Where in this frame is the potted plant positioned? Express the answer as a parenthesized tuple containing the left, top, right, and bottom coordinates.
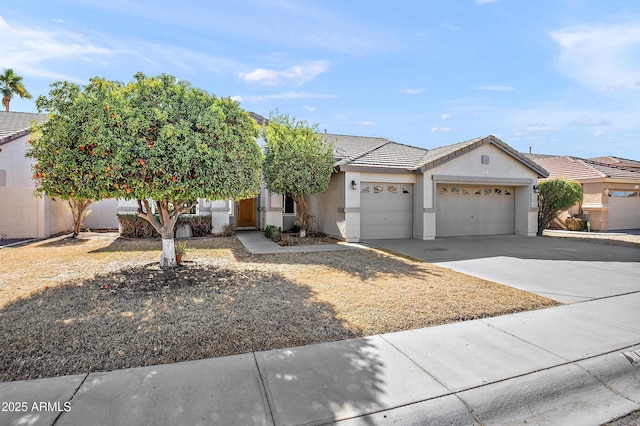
(174, 242, 187, 265)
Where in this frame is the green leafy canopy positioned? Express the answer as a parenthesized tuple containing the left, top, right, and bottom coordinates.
(537, 177, 583, 235)
(262, 113, 334, 198)
(28, 73, 263, 205)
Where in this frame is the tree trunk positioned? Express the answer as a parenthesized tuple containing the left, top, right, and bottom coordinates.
(293, 195, 307, 238)
(2, 96, 9, 112)
(68, 198, 92, 237)
(136, 199, 197, 268)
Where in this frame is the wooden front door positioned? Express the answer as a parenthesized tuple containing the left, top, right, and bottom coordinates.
(237, 198, 256, 227)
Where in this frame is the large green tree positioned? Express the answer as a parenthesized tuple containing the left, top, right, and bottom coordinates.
(29, 73, 263, 267)
(1, 68, 32, 111)
(262, 113, 334, 237)
(537, 177, 583, 236)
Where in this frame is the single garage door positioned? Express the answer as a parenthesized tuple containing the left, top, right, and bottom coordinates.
(608, 190, 640, 230)
(436, 184, 515, 237)
(360, 182, 413, 239)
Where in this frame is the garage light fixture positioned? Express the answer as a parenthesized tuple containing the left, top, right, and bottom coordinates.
(351, 180, 357, 190)
(533, 185, 539, 193)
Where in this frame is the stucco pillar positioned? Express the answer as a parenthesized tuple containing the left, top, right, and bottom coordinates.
(210, 200, 231, 235)
(342, 171, 361, 242)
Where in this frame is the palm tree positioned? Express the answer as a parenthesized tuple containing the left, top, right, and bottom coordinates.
(1, 68, 32, 111)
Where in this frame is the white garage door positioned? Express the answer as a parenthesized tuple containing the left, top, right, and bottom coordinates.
(608, 191, 640, 230)
(360, 182, 413, 239)
(436, 184, 515, 237)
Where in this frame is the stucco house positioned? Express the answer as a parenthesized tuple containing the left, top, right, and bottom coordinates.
(121, 134, 545, 242)
(0, 111, 118, 238)
(526, 154, 640, 231)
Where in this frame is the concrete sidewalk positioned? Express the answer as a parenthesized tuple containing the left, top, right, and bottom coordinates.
(2, 291, 639, 425)
(236, 230, 361, 254)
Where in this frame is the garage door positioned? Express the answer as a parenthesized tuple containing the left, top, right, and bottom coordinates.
(436, 184, 515, 237)
(360, 182, 413, 239)
(608, 191, 640, 230)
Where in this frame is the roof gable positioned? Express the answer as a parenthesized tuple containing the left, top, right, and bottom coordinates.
(419, 135, 549, 177)
(0, 111, 48, 146)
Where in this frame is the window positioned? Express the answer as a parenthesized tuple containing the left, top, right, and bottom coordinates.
(494, 188, 502, 195)
(462, 188, 471, 195)
(374, 185, 384, 193)
(439, 187, 448, 195)
(504, 189, 512, 196)
(484, 188, 493, 195)
(611, 191, 626, 197)
(451, 187, 460, 195)
(388, 185, 397, 194)
(361, 185, 370, 193)
(401, 187, 410, 194)
(284, 195, 295, 214)
(474, 188, 482, 195)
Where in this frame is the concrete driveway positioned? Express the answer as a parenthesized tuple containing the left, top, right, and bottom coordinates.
(364, 235, 640, 303)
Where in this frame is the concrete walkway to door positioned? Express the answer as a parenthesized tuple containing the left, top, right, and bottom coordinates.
(363, 234, 640, 304)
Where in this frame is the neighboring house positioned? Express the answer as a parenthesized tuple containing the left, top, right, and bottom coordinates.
(120, 134, 545, 242)
(526, 154, 640, 231)
(0, 111, 119, 238)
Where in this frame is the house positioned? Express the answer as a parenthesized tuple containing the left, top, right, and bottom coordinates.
(0, 111, 119, 238)
(526, 154, 640, 231)
(137, 134, 545, 242)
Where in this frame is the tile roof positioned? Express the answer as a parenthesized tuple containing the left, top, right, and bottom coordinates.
(589, 156, 640, 170)
(525, 155, 640, 180)
(0, 111, 48, 145)
(326, 133, 548, 176)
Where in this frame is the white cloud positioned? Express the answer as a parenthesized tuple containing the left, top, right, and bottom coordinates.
(430, 126, 452, 133)
(402, 88, 426, 95)
(475, 0, 499, 4)
(594, 130, 604, 136)
(239, 61, 329, 86)
(441, 113, 451, 120)
(525, 125, 552, 133)
(359, 121, 375, 126)
(243, 91, 337, 102)
(475, 85, 515, 91)
(551, 21, 640, 92)
(0, 16, 112, 81)
(302, 106, 316, 112)
(570, 116, 612, 126)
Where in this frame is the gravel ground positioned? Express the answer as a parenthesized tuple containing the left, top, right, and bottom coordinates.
(543, 229, 640, 248)
(0, 232, 558, 382)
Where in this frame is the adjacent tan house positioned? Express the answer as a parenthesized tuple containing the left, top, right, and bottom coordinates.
(0, 111, 118, 239)
(526, 154, 640, 231)
(128, 134, 545, 242)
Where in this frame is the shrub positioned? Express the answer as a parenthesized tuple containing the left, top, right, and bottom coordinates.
(119, 214, 213, 238)
(186, 215, 212, 237)
(117, 214, 160, 238)
(264, 225, 282, 242)
(221, 223, 236, 237)
(566, 217, 587, 231)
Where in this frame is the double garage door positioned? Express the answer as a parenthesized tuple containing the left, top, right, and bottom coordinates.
(360, 182, 517, 239)
(360, 182, 413, 239)
(436, 184, 515, 237)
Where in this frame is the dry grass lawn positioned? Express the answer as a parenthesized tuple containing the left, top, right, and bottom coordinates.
(0, 232, 558, 382)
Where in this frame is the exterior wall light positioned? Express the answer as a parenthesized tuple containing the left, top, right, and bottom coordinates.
(351, 180, 357, 190)
(533, 185, 539, 193)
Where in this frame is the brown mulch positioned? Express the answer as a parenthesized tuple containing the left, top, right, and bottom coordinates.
(0, 232, 559, 382)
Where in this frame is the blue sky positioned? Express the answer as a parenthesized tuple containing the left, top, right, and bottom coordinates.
(2, 0, 640, 159)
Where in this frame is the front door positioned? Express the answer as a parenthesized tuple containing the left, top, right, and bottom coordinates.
(237, 198, 256, 227)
